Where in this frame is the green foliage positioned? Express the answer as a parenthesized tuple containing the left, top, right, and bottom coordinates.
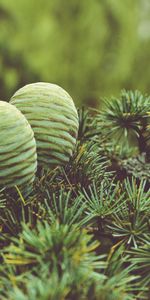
(1, 90, 150, 298)
(82, 180, 124, 226)
(107, 179, 150, 248)
(1, 221, 106, 300)
(47, 141, 112, 194)
(99, 90, 150, 145)
(97, 246, 139, 300)
(43, 190, 86, 227)
(129, 238, 150, 288)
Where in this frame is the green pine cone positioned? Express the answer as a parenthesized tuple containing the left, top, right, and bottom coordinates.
(10, 82, 79, 169)
(0, 101, 37, 189)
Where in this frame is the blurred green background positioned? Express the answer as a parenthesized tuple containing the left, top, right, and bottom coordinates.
(0, 0, 150, 107)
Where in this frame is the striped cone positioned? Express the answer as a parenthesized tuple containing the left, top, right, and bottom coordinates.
(0, 101, 37, 191)
(10, 83, 79, 170)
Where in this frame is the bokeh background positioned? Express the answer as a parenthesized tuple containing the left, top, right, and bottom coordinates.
(0, 0, 150, 107)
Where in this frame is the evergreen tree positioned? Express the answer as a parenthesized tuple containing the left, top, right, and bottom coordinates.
(0, 89, 150, 299)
